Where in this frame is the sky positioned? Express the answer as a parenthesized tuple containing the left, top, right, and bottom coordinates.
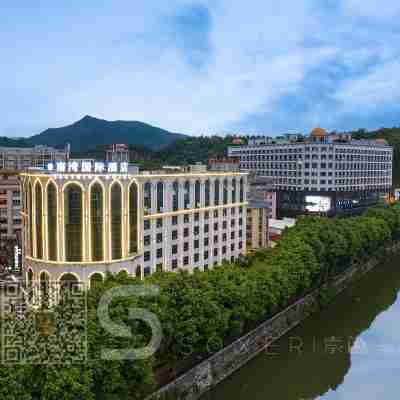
(2, 0, 400, 137)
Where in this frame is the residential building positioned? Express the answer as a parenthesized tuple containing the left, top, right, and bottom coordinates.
(246, 208, 269, 250)
(0, 145, 69, 170)
(0, 170, 21, 241)
(21, 161, 248, 290)
(229, 128, 393, 216)
(106, 144, 129, 162)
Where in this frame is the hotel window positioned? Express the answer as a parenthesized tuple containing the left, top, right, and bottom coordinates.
(156, 248, 162, 258)
(172, 244, 178, 254)
(183, 256, 189, 265)
(156, 182, 164, 212)
(223, 179, 228, 204)
(91, 183, 103, 261)
(239, 178, 244, 202)
(184, 180, 191, 209)
(144, 251, 151, 261)
(214, 179, 220, 205)
(172, 259, 178, 269)
(144, 220, 151, 230)
(172, 181, 179, 211)
(129, 182, 138, 253)
(144, 182, 152, 213)
(156, 233, 163, 243)
(172, 215, 178, 225)
(172, 230, 178, 240)
(156, 218, 163, 228)
(111, 183, 122, 260)
(195, 180, 201, 208)
(144, 235, 151, 246)
(47, 182, 58, 261)
(65, 184, 82, 262)
(205, 180, 210, 207)
(231, 178, 237, 203)
(184, 242, 189, 251)
(35, 182, 43, 259)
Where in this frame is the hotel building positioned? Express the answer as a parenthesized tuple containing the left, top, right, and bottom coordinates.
(229, 128, 393, 216)
(21, 161, 247, 289)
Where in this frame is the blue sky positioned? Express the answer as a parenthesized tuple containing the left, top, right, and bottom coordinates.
(2, 0, 400, 137)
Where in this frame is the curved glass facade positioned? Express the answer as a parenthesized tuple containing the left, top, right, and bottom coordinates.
(65, 184, 83, 262)
(91, 183, 103, 261)
(111, 183, 122, 260)
(35, 182, 43, 259)
(129, 182, 138, 254)
(47, 182, 58, 261)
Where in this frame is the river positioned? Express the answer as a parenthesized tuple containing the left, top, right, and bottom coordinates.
(203, 256, 400, 400)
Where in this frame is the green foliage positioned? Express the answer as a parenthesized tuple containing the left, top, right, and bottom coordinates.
(1, 206, 400, 399)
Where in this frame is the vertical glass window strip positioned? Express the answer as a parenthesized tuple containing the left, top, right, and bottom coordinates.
(214, 179, 220, 205)
(172, 181, 179, 211)
(223, 179, 228, 204)
(35, 183, 43, 259)
(144, 182, 152, 214)
(129, 183, 138, 253)
(231, 178, 237, 203)
(157, 182, 164, 212)
(47, 182, 58, 261)
(91, 183, 103, 261)
(205, 180, 210, 207)
(111, 183, 122, 260)
(195, 180, 201, 208)
(65, 184, 82, 262)
(184, 181, 190, 209)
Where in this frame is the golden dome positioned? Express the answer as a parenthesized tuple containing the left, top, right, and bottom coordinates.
(311, 127, 327, 137)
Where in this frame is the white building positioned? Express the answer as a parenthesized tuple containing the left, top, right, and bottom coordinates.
(21, 161, 248, 290)
(229, 128, 393, 216)
(0, 145, 69, 170)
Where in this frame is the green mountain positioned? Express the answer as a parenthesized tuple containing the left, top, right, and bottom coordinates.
(0, 116, 187, 152)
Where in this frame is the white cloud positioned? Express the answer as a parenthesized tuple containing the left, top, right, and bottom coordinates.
(334, 59, 400, 108)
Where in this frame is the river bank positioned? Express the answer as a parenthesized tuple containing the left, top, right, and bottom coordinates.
(149, 241, 400, 400)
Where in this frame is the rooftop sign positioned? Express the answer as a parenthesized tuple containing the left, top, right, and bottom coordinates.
(47, 161, 129, 174)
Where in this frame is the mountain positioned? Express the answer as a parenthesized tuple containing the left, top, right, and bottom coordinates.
(28, 115, 187, 151)
(0, 116, 187, 152)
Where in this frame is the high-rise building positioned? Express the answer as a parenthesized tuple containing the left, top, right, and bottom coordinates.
(0, 170, 21, 241)
(229, 129, 393, 216)
(21, 161, 248, 290)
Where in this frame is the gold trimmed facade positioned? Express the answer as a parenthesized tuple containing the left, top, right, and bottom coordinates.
(21, 169, 248, 287)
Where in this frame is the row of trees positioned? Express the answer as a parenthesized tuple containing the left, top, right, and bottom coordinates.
(1, 205, 400, 399)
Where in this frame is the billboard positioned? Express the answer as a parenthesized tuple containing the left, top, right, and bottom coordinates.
(305, 195, 332, 213)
